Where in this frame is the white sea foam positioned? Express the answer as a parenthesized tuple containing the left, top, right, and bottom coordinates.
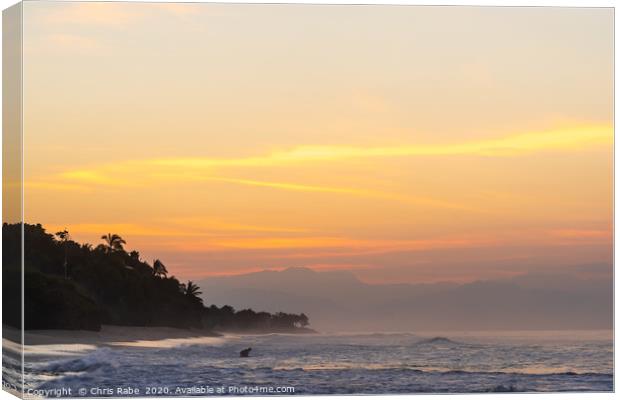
(45, 348, 118, 373)
(18, 330, 613, 396)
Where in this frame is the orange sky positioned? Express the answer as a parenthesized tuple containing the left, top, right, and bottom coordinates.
(20, 3, 612, 283)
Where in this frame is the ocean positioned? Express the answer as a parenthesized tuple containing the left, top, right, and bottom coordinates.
(3, 330, 613, 396)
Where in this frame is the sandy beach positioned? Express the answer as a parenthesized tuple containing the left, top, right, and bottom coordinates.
(3, 325, 219, 347)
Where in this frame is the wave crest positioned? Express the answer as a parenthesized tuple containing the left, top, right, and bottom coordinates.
(416, 336, 458, 345)
(45, 348, 117, 373)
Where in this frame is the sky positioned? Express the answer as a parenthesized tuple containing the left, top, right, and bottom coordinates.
(21, 3, 613, 284)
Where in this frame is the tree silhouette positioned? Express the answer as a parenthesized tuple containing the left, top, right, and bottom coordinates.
(183, 281, 204, 307)
(297, 313, 309, 328)
(5, 223, 312, 332)
(153, 259, 168, 278)
(55, 229, 70, 242)
(55, 228, 70, 279)
(185, 281, 202, 297)
(100, 233, 126, 253)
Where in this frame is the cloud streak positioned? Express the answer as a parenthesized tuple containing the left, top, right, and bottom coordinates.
(35, 2, 199, 27)
(28, 124, 611, 213)
(152, 124, 611, 168)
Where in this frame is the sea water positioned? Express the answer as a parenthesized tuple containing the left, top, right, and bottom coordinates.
(5, 330, 613, 396)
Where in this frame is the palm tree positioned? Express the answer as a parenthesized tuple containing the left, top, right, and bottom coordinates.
(100, 233, 126, 253)
(185, 281, 202, 297)
(153, 259, 168, 278)
(184, 281, 204, 306)
(55, 228, 70, 279)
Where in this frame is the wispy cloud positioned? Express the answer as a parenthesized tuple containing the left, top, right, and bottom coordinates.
(168, 236, 496, 253)
(46, 219, 310, 240)
(548, 228, 612, 241)
(50, 124, 611, 183)
(152, 124, 612, 167)
(181, 176, 475, 211)
(37, 3, 144, 26)
(25, 124, 610, 214)
(44, 124, 609, 185)
(35, 2, 199, 27)
(31, 172, 473, 212)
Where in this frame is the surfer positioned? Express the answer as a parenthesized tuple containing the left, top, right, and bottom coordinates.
(240, 347, 252, 357)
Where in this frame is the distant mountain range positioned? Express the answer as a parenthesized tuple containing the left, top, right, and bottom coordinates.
(198, 267, 612, 331)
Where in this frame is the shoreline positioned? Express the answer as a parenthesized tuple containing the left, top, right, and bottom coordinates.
(4, 325, 218, 347)
(4, 325, 607, 349)
(219, 327, 317, 335)
(3, 324, 317, 348)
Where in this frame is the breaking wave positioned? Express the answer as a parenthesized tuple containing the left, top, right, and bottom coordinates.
(45, 348, 118, 373)
(16, 330, 613, 395)
(415, 336, 459, 345)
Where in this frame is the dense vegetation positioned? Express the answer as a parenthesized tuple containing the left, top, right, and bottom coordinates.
(2, 223, 311, 332)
